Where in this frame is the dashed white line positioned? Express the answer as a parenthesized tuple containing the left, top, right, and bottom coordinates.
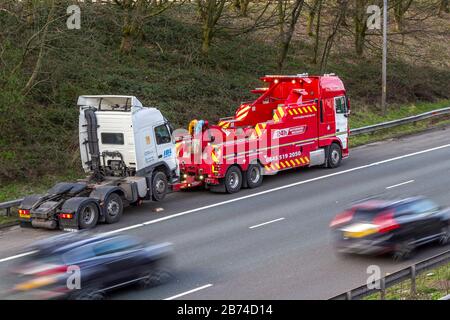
(164, 284, 213, 300)
(1, 143, 449, 264)
(0, 250, 36, 263)
(249, 218, 285, 229)
(386, 180, 415, 189)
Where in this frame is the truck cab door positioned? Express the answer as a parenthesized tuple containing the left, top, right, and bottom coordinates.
(334, 96, 349, 150)
(154, 122, 177, 173)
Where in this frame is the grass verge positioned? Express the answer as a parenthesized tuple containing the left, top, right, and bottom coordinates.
(364, 262, 450, 300)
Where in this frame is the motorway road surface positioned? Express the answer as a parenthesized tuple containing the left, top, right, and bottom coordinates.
(0, 127, 449, 299)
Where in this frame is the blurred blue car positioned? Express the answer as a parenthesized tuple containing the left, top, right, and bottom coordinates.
(8, 232, 173, 299)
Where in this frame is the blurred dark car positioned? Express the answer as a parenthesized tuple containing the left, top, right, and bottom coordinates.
(330, 197, 450, 260)
(8, 232, 173, 299)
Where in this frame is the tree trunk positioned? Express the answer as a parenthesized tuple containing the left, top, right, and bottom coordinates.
(201, 26, 212, 55)
(23, 0, 55, 94)
(393, 0, 413, 32)
(353, 0, 367, 57)
(312, 0, 322, 64)
(197, 0, 226, 57)
(306, 0, 320, 36)
(320, 0, 348, 72)
(277, 0, 305, 72)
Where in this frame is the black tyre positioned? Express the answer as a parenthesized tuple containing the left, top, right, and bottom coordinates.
(439, 224, 450, 245)
(104, 193, 123, 224)
(78, 201, 99, 229)
(392, 240, 415, 261)
(70, 287, 105, 300)
(138, 267, 172, 289)
(246, 164, 263, 189)
(152, 171, 168, 201)
(327, 143, 342, 168)
(224, 166, 242, 194)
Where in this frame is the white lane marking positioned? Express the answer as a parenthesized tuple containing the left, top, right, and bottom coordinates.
(249, 218, 285, 229)
(164, 284, 213, 300)
(1, 143, 449, 263)
(386, 180, 415, 189)
(0, 250, 37, 263)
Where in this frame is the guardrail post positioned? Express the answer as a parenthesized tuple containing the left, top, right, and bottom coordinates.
(380, 278, 386, 300)
(410, 265, 416, 297)
(346, 291, 352, 300)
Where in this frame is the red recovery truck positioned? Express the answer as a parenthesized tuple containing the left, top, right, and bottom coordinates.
(174, 73, 350, 193)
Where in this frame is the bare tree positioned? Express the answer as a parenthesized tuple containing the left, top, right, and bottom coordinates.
(353, 0, 369, 56)
(393, 0, 414, 32)
(196, 0, 227, 55)
(276, 0, 305, 72)
(306, 0, 321, 36)
(312, 0, 322, 64)
(22, 0, 56, 94)
(320, 0, 349, 72)
(233, 0, 250, 16)
(114, 0, 173, 54)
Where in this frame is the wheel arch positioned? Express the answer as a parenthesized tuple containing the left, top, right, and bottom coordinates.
(60, 197, 101, 229)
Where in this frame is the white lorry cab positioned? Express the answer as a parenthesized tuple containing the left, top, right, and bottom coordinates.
(19, 95, 179, 231)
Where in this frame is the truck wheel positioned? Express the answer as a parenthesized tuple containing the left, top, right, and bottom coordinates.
(104, 193, 123, 224)
(246, 164, 263, 188)
(78, 202, 99, 229)
(225, 166, 242, 194)
(327, 143, 342, 168)
(152, 171, 168, 202)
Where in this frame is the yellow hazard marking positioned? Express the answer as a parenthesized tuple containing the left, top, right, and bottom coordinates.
(292, 108, 298, 115)
(236, 112, 248, 121)
(211, 152, 219, 163)
(278, 106, 285, 118)
(302, 107, 308, 113)
(312, 105, 317, 112)
(307, 106, 313, 112)
(298, 108, 303, 114)
(300, 158, 306, 164)
(295, 158, 301, 165)
(265, 165, 271, 171)
(280, 162, 286, 168)
(288, 110, 293, 116)
(290, 160, 296, 166)
(305, 157, 310, 163)
(236, 106, 250, 116)
(255, 126, 262, 136)
(284, 161, 291, 167)
(273, 113, 280, 122)
(275, 163, 281, 169)
(271, 164, 276, 170)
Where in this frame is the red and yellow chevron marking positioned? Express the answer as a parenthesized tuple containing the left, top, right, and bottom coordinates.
(286, 105, 317, 117)
(264, 156, 310, 173)
(218, 121, 231, 129)
(255, 122, 267, 137)
(235, 105, 251, 121)
(273, 105, 286, 123)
